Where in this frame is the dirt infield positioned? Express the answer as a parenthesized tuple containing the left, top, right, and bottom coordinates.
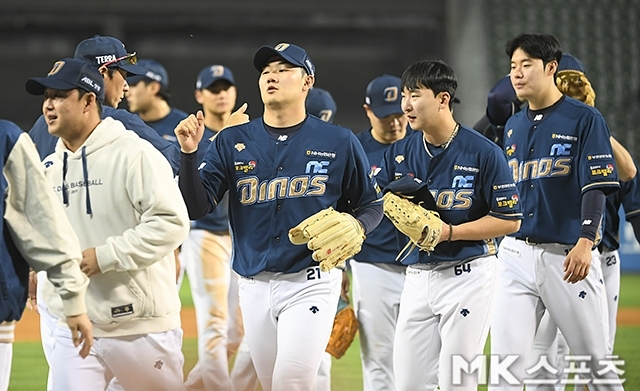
(13, 307, 640, 342)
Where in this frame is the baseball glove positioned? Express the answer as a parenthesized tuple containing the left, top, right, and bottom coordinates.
(288, 207, 365, 272)
(556, 70, 596, 107)
(326, 297, 358, 359)
(383, 192, 443, 256)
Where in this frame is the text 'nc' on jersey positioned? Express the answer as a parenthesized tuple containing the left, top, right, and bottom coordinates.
(375, 126, 523, 265)
(198, 115, 381, 277)
(504, 97, 619, 245)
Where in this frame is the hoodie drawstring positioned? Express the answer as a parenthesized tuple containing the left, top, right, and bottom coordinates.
(81, 146, 92, 216)
(62, 152, 69, 207)
(61, 148, 93, 216)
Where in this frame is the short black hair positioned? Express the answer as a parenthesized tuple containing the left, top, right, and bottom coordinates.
(505, 33, 563, 67)
(401, 60, 458, 109)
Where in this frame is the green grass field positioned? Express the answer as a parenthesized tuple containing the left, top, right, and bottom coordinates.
(9, 274, 640, 390)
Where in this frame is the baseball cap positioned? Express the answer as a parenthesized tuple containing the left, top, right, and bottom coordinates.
(196, 65, 235, 90)
(306, 87, 337, 123)
(486, 75, 519, 127)
(74, 35, 146, 76)
(253, 43, 315, 77)
(365, 75, 403, 118)
(127, 59, 170, 89)
(558, 52, 586, 73)
(26, 58, 105, 102)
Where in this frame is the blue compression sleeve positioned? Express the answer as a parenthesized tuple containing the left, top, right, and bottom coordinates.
(355, 203, 383, 235)
(580, 189, 605, 242)
(178, 151, 213, 220)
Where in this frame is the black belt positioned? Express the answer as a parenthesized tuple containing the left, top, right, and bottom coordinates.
(514, 237, 554, 245)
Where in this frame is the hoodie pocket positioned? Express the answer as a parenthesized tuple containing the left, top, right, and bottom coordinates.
(87, 271, 148, 326)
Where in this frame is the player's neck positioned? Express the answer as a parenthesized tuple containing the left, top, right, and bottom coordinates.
(527, 85, 564, 111)
(371, 127, 406, 145)
(263, 104, 307, 127)
(62, 117, 101, 153)
(422, 117, 459, 147)
(139, 100, 171, 123)
(204, 110, 231, 132)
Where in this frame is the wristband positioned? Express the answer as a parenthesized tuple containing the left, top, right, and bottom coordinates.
(447, 223, 453, 242)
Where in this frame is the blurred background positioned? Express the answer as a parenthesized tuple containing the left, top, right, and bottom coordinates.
(1, 0, 640, 267)
(2, 0, 638, 138)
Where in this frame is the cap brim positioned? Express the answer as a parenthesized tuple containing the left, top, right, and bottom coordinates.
(126, 75, 146, 85)
(25, 77, 77, 96)
(253, 46, 303, 72)
(118, 63, 148, 76)
(370, 104, 403, 118)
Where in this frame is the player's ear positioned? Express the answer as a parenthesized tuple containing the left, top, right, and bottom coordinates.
(546, 59, 558, 76)
(150, 81, 162, 94)
(303, 74, 314, 91)
(194, 89, 204, 104)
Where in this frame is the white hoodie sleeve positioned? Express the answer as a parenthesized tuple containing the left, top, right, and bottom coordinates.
(95, 145, 190, 272)
(3, 133, 88, 317)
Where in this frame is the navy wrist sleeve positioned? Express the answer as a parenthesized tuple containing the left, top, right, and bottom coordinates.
(580, 189, 605, 242)
(178, 151, 213, 220)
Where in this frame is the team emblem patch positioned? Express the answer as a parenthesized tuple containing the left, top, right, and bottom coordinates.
(506, 144, 516, 156)
(395, 155, 405, 164)
(111, 304, 134, 318)
(235, 160, 257, 173)
(235, 143, 246, 152)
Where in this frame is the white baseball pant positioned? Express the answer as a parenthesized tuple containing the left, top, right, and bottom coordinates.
(490, 236, 621, 390)
(394, 255, 497, 391)
(351, 260, 405, 391)
(238, 266, 341, 391)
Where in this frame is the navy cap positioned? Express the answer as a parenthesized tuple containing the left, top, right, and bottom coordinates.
(558, 53, 586, 73)
(196, 65, 235, 90)
(306, 87, 337, 123)
(74, 35, 146, 76)
(253, 43, 315, 77)
(365, 74, 403, 118)
(127, 59, 170, 89)
(486, 75, 519, 127)
(26, 58, 105, 102)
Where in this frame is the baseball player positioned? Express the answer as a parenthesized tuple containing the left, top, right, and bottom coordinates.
(25, 35, 182, 391)
(229, 85, 341, 391)
(374, 60, 523, 391)
(0, 119, 92, 391)
(524, 52, 639, 390)
(489, 34, 624, 390)
(182, 64, 240, 391)
(28, 35, 180, 173)
(26, 58, 190, 391)
(175, 42, 382, 391)
(125, 59, 189, 142)
(352, 74, 409, 391)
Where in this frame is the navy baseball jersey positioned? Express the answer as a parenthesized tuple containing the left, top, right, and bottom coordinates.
(375, 126, 522, 265)
(0, 120, 29, 322)
(199, 115, 381, 277)
(28, 108, 180, 174)
(355, 129, 409, 264)
(192, 126, 229, 233)
(144, 108, 189, 144)
(504, 96, 620, 244)
(601, 167, 640, 250)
